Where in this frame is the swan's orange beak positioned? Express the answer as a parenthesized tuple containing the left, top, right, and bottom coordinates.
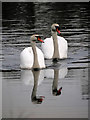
(56, 28, 61, 34)
(38, 37, 44, 43)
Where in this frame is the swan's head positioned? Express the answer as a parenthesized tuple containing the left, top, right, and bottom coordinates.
(31, 34, 44, 43)
(51, 23, 61, 34)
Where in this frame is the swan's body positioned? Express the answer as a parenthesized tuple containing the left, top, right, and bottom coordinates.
(20, 47, 45, 69)
(20, 35, 45, 69)
(41, 36, 67, 59)
(41, 24, 68, 60)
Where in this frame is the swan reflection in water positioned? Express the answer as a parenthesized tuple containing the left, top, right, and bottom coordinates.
(45, 63, 68, 96)
(52, 69, 62, 96)
(21, 69, 45, 104)
(21, 62, 68, 103)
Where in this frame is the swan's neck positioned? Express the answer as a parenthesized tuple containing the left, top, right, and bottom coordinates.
(52, 69, 59, 90)
(31, 42, 40, 69)
(52, 32, 60, 59)
(31, 71, 40, 100)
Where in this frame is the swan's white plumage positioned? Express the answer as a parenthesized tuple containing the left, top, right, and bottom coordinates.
(20, 47, 45, 69)
(41, 37, 54, 59)
(41, 36, 68, 59)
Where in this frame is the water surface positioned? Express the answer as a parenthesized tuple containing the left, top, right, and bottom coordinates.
(2, 2, 89, 118)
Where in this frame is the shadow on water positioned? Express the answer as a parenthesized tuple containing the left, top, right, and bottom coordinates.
(2, 2, 89, 118)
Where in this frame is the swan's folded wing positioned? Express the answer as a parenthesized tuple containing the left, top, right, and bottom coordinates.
(41, 38, 54, 59)
(20, 47, 33, 69)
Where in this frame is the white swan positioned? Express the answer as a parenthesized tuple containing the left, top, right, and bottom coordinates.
(41, 24, 68, 61)
(20, 34, 45, 70)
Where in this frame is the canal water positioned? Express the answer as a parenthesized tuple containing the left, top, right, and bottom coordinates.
(2, 2, 89, 118)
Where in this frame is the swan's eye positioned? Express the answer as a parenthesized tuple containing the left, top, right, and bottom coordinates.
(36, 36, 44, 43)
(35, 36, 41, 40)
(55, 26, 61, 34)
(38, 36, 41, 40)
(55, 26, 60, 30)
